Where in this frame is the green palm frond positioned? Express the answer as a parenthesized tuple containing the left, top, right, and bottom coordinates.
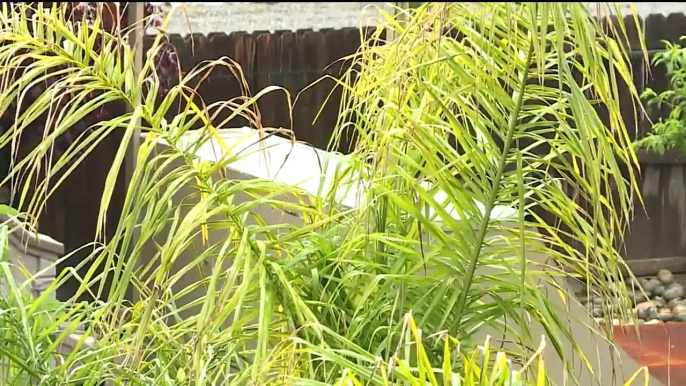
(0, 2, 647, 386)
(327, 1, 646, 383)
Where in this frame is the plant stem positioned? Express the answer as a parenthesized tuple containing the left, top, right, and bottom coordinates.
(449, 39, 535, 336)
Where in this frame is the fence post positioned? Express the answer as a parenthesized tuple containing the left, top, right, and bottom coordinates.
(125, 2, 143, 191)
(385, 2, 407, 42)
(386, 2, 422, 41)
(125, 2, 144, 302)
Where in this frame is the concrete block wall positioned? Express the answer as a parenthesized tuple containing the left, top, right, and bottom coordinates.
(1, 215, 63, 299)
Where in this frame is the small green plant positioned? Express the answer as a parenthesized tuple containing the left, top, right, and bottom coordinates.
(332, 314, 651, 386)
(636, 37, 686, 154)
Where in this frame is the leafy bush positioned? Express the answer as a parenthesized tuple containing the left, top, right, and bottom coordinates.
(636, 38, 686, 154)
(0, 236, 652, 386)
(0, 2, 648, 385)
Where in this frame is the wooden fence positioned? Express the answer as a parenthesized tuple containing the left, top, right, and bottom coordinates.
(155, 28, 377, 151)
(614, 13, 686, 276)
(22, 14, 686, 300)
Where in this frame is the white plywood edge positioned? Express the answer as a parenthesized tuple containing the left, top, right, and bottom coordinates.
(144, 128, 521, 223)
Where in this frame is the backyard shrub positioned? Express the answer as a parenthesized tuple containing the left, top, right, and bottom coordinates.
(636, 38, 686, 155)
(0, 2, 650, 385)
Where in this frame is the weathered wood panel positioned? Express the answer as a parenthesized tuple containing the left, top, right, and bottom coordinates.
(623, 13, 686, 276)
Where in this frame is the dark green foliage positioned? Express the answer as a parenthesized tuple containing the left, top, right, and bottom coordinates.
(636, 38, 686, 155)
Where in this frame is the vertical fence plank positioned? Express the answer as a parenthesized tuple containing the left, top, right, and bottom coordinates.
(209, 32, 250, 128)
(277, 31, 297, 132)
(320, 28, 347, 152)
(199, 32, 252, 128)
(622, 14, 645, 141)
(255, 31, 281, 129)
(310, 28, 333, 150)
(337, 27, 372, 154)
(230, 31, 253, 115)
(289, 29, 309, 141)
(644, 14, 671, 133)
(242, 32, 258, 97)
(291, 29, 313, 144)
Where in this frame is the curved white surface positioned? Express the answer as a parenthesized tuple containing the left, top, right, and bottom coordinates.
(150, 127, 520, 222)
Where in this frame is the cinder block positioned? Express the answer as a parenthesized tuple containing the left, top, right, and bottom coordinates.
(1, 215, 64, 299)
